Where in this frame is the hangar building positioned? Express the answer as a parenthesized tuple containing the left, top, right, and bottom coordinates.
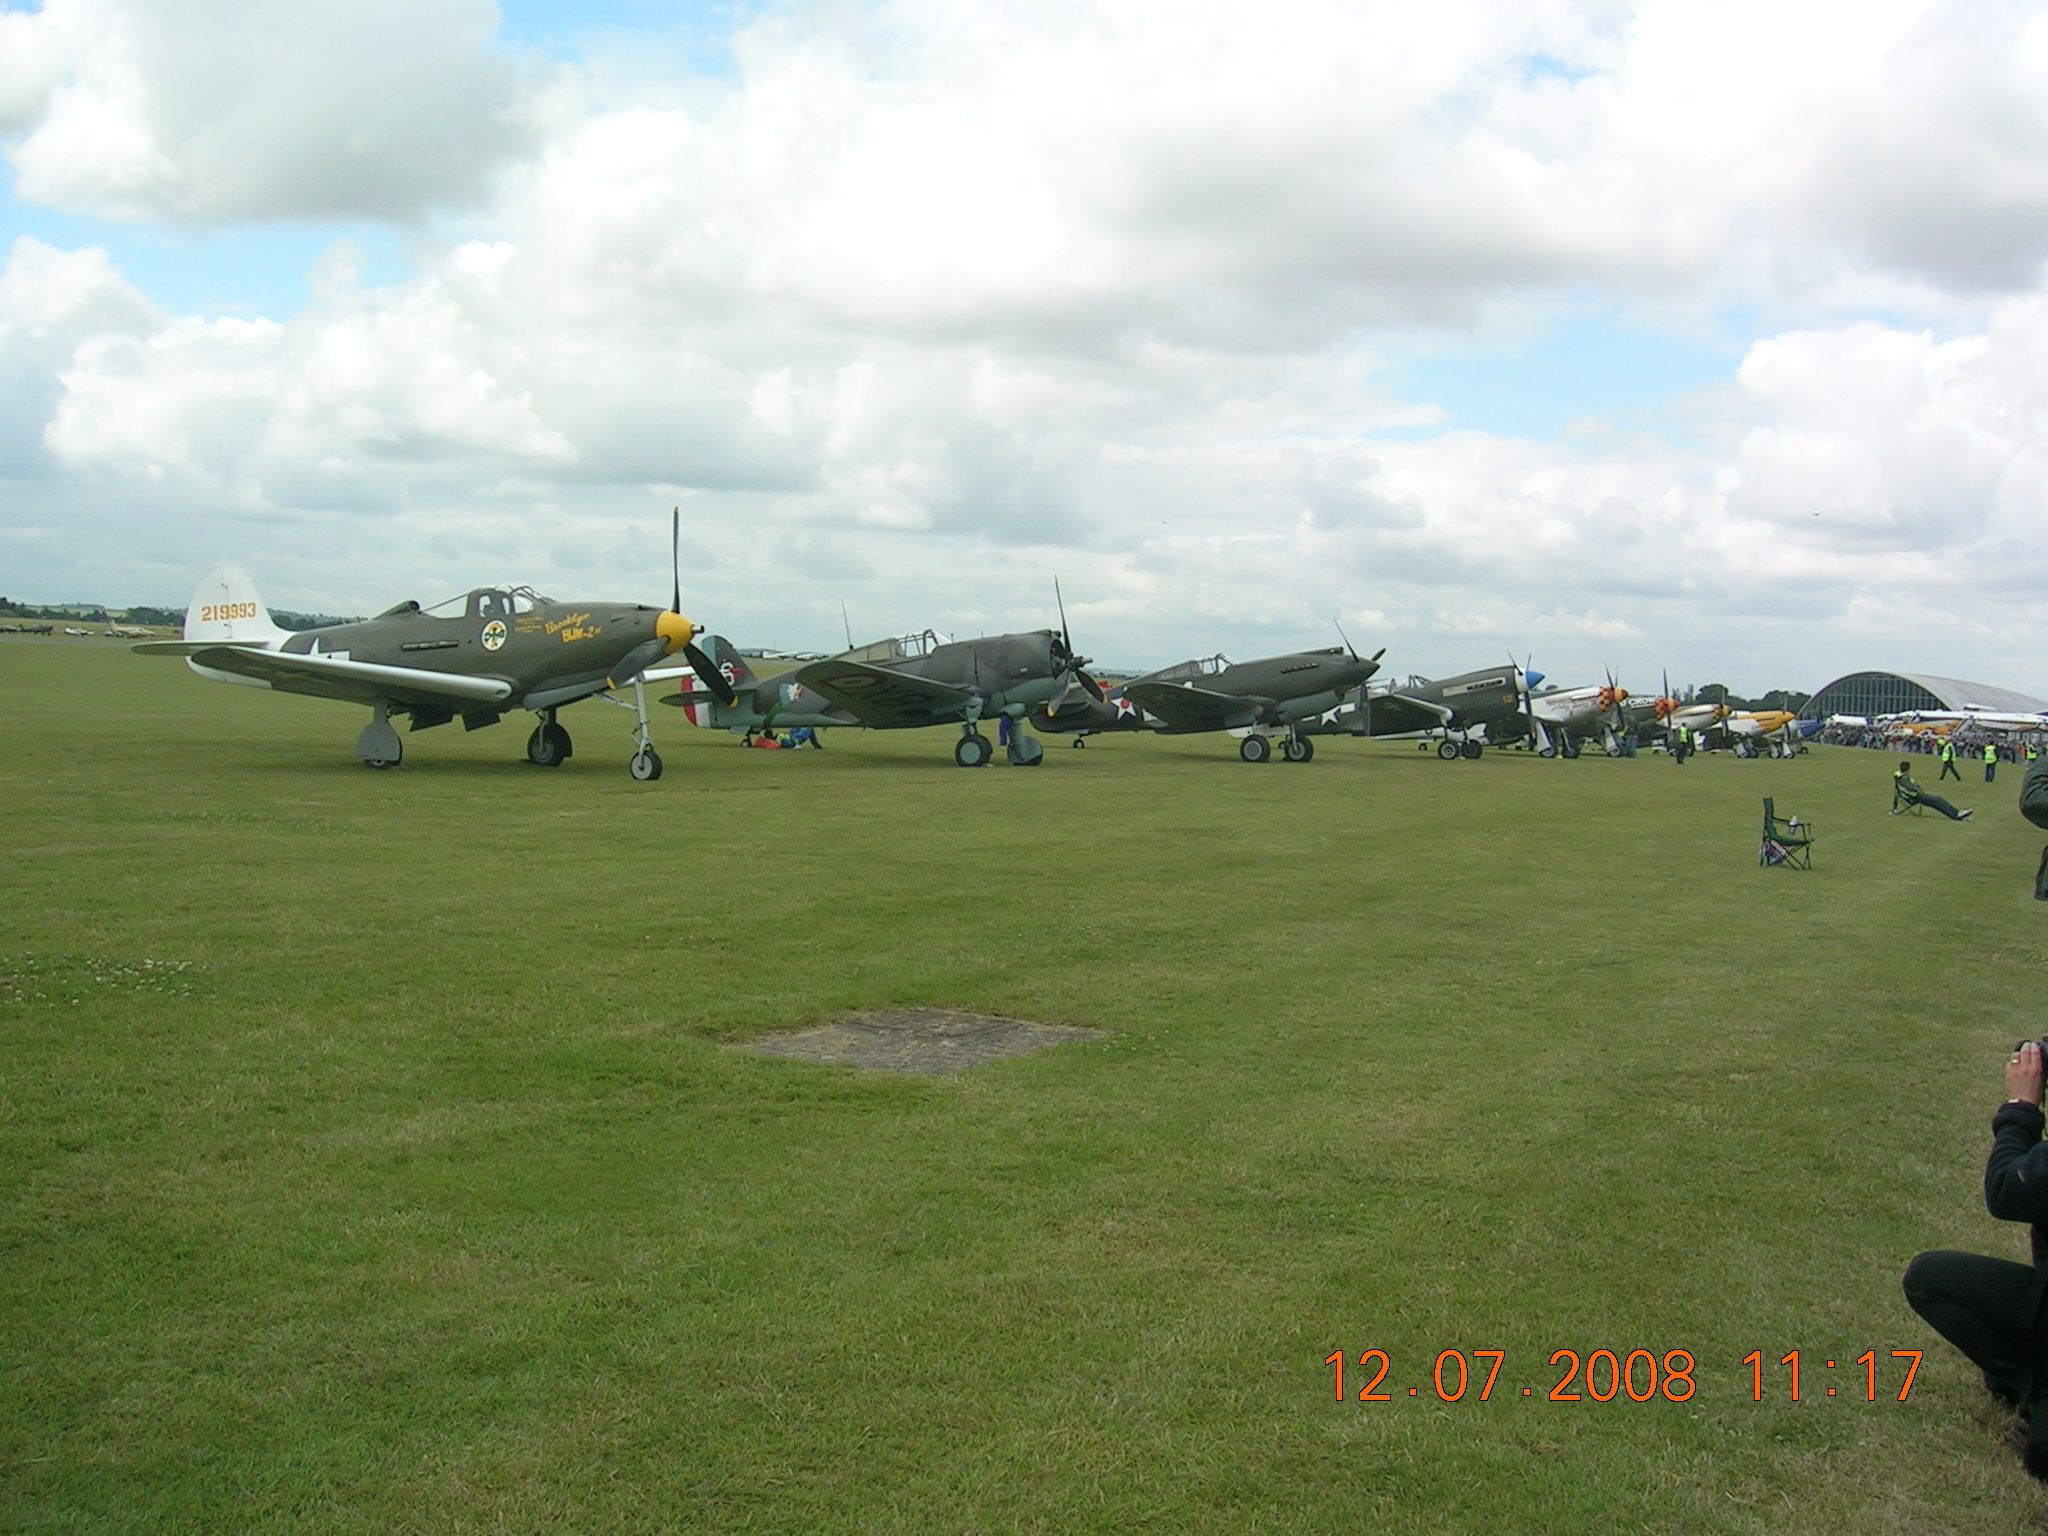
(1799, 671, 2048, 720)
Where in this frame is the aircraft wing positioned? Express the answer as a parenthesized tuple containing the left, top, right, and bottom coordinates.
(791, 658, 975, 728)
(1121, 681, 1267, 734)
(1361, 693, 1455, 736)
(146, 642, 515, 712)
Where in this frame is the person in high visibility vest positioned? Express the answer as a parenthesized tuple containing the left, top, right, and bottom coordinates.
(1940, 737, 1962, 781)
(1987, 742, 2002, 783)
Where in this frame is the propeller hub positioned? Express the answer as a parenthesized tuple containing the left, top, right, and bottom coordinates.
(656, 611, 698, 655)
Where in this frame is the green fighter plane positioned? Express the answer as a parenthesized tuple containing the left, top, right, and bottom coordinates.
(662, 596, 1099, 767)
(796, 624, 1099, 767)
(135, 516, 737, 778)
(1304, 660, 1543, 759)
(1031, 633, 1385, 763)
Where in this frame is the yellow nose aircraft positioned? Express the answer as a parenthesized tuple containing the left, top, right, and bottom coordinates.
(135, 511, 734, 778)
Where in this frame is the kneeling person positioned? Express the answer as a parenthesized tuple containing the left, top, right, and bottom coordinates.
(1906, 1042, 2048, 1477)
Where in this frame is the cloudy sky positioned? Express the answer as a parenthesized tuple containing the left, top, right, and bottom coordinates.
(3, 0, 2046, 692)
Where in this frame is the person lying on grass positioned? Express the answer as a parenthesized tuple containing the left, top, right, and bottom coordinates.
(1894, 761, 1973, 821)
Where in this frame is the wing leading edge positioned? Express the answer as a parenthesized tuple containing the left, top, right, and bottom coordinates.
(162, 644, 514, 712)
(791, 659, 975, 728)
(1120, 680, 1270, 734)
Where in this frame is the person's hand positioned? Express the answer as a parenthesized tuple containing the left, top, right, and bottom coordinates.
(2008, 1042, 2045, 1105)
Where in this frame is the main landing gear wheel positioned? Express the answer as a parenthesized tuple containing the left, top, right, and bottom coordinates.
(1460, 740, 1482, 760)
(1240, 735, 1273, 764)
(527, 721, 572, 767)
(1561, 740, 1581, 760)
(1539, 744, 1557, 759)
(955, 732, 992, 768)
(1607, 744, 1625, 757)
(1437, 739, 1460, 761)
(356, 709, 402, 769)
(629, 748, 663, 781)
(1282, 737, 1314, 763)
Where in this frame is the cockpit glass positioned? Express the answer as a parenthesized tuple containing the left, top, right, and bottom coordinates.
(423, 594, 469, 619)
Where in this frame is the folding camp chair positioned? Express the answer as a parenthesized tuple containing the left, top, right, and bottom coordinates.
(1761, 797, 1815, 869)
(1891, 784, 1925, 817)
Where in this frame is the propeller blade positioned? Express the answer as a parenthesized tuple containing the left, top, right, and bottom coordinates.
(1335, 617, 1357, 662)
(1054, 575, 1073, 657)
(683, 642, 738, 706)
(670, 506, 681, 618)
(609, 635, 670, 689)
(1047, 669, 1097, 718)
(841, 599, 853, 652)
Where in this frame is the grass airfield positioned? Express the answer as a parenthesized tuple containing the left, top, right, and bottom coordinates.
(5, 638, 2047, 1534)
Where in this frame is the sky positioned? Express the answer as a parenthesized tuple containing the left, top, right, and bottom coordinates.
(3, 0, 2047, 695)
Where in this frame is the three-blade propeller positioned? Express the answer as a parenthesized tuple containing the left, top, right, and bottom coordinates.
(673, 507, 737, 705)
(1044, 575, 1100, 717)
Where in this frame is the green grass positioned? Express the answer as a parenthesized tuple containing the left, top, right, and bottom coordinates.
(4, 639, 2046, 1533)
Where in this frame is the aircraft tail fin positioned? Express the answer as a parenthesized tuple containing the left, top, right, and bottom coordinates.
(182, 566, 289, 647)
(704, 636, 757, 693)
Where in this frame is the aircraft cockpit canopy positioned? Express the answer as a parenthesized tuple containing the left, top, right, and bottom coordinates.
(1150, 653, 1231, 683)
(421, 587, 555, 621)
(844, 629, 940, 664)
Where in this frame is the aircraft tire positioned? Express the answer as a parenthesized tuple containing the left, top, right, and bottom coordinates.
(1283, 738, 1313, 763)
(1460, 740, 1482, 760)
(955, 733, 992, 768)
(527, 723, 566, 768)
(364, 743, 401, 770)
(1562, 741, 1580, 759)
(1436, 740, 1460, 761)
(629, 748, 663, 781)
(1539, 745, 1556, 759)
(1607, 744, 1624, 757)
(1240, 735, 1272, 764)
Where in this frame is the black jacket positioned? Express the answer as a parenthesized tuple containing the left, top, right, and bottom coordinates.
(2022, 755, 2048, 831)
(1987, 1101, 2048, 1310)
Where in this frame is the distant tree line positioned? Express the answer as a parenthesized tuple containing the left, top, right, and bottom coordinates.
(1682, 683, 1812, 712)
(0, 598, 362, 631)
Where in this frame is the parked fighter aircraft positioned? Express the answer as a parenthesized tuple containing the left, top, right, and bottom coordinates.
(1523, 672, 1631, 756)
(106, 623, 156, 640)
(1704, 709, 1815, 757)
(134, 515, 732, 777)
(782, 612, 1098, 766)
(1032, 636, 1384, 762)
(1308, 661, 1541, 759)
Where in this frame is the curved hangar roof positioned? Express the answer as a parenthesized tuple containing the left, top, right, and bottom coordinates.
(1802, 671, 2048, 720)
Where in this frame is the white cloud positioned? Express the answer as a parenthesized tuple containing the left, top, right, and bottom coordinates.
(1, 0, 539, 221)
(4, 1, 2048, 695)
